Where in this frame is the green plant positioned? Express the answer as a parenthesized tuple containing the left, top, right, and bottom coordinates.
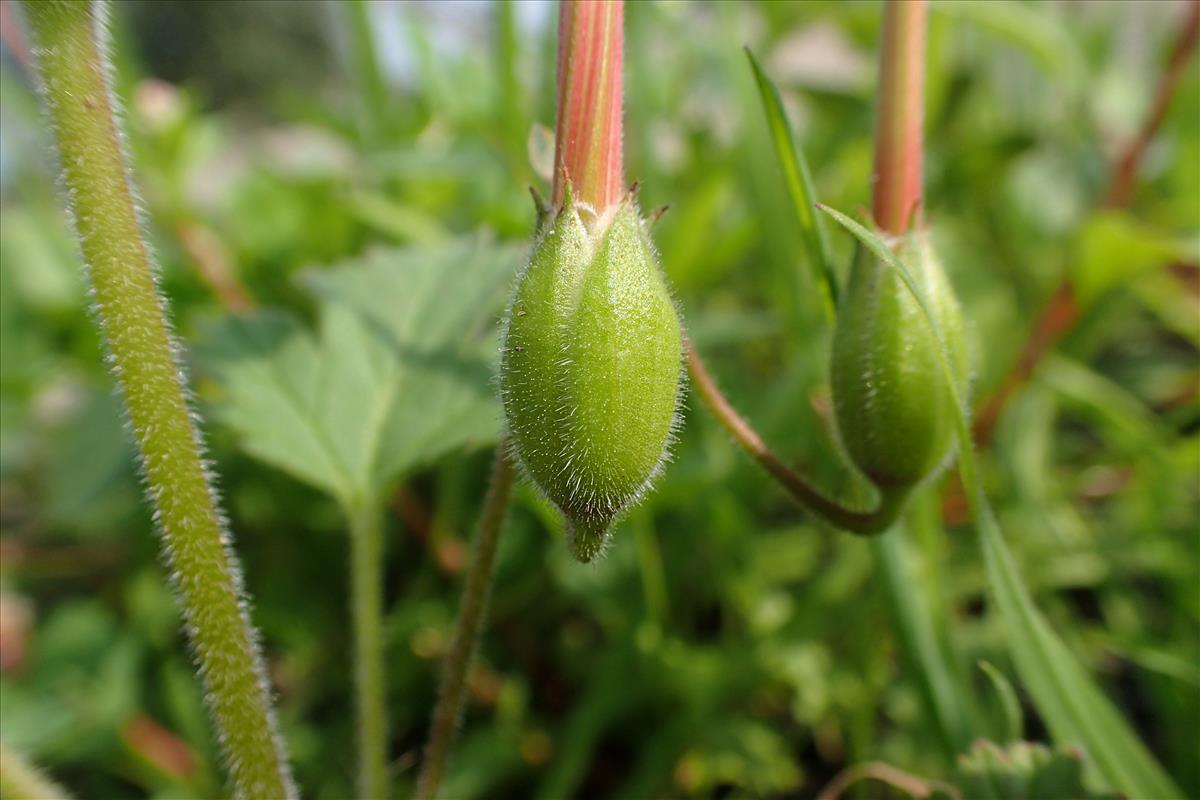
(690, 1, 1184, 797)
(830, 230, 967, 489)
(5, 1, 1193, 798)
(501, 195, 683, 562)
(19, 2, 294, 798)
(421, 3, 683, 796)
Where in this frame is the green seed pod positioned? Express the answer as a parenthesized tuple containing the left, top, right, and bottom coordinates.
(500, 194, 683, 562)
(830, 229, 968, 489)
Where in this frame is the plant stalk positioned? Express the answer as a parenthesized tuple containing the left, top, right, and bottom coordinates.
(350, 501, 388, 800)
(866, 2, 974, 765)
(686, 338, 907, 535)
(417, 3, 623, 795)
(21, 3, 294, 798)
(415, 445, 516, 800)
(872, 0, 926, 235)
(553, 0, 624, 212)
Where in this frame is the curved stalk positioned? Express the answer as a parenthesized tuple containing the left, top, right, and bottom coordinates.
(686, 339, 908, 535)
(817, 760, 958, 800)
(415, 446, 516, 800)
(21, 3, 295, 798)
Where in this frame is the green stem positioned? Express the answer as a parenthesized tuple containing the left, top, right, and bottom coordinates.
(416, 444, 516, 800)
(22, 3, 295, 798)
(350, 501, 388, 800)
(686, 338, 908, 535)
(0, 742, 73, 800)
(871, 526, 969, 763)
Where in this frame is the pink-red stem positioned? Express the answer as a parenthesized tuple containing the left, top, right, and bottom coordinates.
(872, 0, 926, 235)
(553, 0, 624, 212)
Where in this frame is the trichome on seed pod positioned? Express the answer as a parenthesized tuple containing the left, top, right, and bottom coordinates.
(830, 229, 968, 490)
(500, 191, 683, 563)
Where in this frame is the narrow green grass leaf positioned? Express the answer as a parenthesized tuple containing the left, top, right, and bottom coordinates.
(820, 204, 1183, 800)
(874, 529, 971, 761)
(745, 48, 838, 319)
(978, 660, 1023, 744)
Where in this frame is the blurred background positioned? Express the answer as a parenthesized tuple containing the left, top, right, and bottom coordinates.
(0, 1, 1197, 798)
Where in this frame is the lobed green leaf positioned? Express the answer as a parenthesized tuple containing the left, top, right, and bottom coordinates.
(201, 237, 521, 507)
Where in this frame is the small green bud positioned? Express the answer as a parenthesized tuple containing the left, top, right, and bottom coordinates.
(830, 230, 968, 489)
(500, 194, 683, 562)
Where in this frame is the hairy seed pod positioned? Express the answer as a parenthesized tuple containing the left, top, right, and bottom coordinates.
(500, 194, 683, 562)
(830, 230, 968, 489)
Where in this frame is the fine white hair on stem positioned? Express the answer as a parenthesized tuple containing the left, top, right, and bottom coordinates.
(22, 2, 295, 797)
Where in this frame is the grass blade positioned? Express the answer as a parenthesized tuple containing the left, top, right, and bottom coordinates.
(745, 48, 838, 318)
(873, 528, 971, 761)
(819, 204, 1183, 800)
(978, 660, 1023, 744)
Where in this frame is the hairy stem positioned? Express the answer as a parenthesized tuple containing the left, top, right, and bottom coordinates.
(0, 742, 73, 800)
(21, 3, 294, 798)
(687, 339, 907, 535)
(872, 0, 926, 234)
(416, 446, 516, 800)
(350, 501, 388, 800)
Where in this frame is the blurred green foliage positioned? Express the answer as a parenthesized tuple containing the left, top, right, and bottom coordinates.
(0, 1, 1196, 798)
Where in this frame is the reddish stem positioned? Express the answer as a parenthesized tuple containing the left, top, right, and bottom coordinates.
(1105, 0, 1200, 208)
(872, 0, 926, 234)
(973, 0, 1200, 444)
(553, 0, 624, 213)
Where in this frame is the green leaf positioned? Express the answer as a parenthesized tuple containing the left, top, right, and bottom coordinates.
(201, 237, 522, 507)
(978, 660, 1023, 744)
(745, 47, 838, 318)
(873, 528, 971, 762)
(1074, 211, 1195, 309)
(819, 204, 1184, 800)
